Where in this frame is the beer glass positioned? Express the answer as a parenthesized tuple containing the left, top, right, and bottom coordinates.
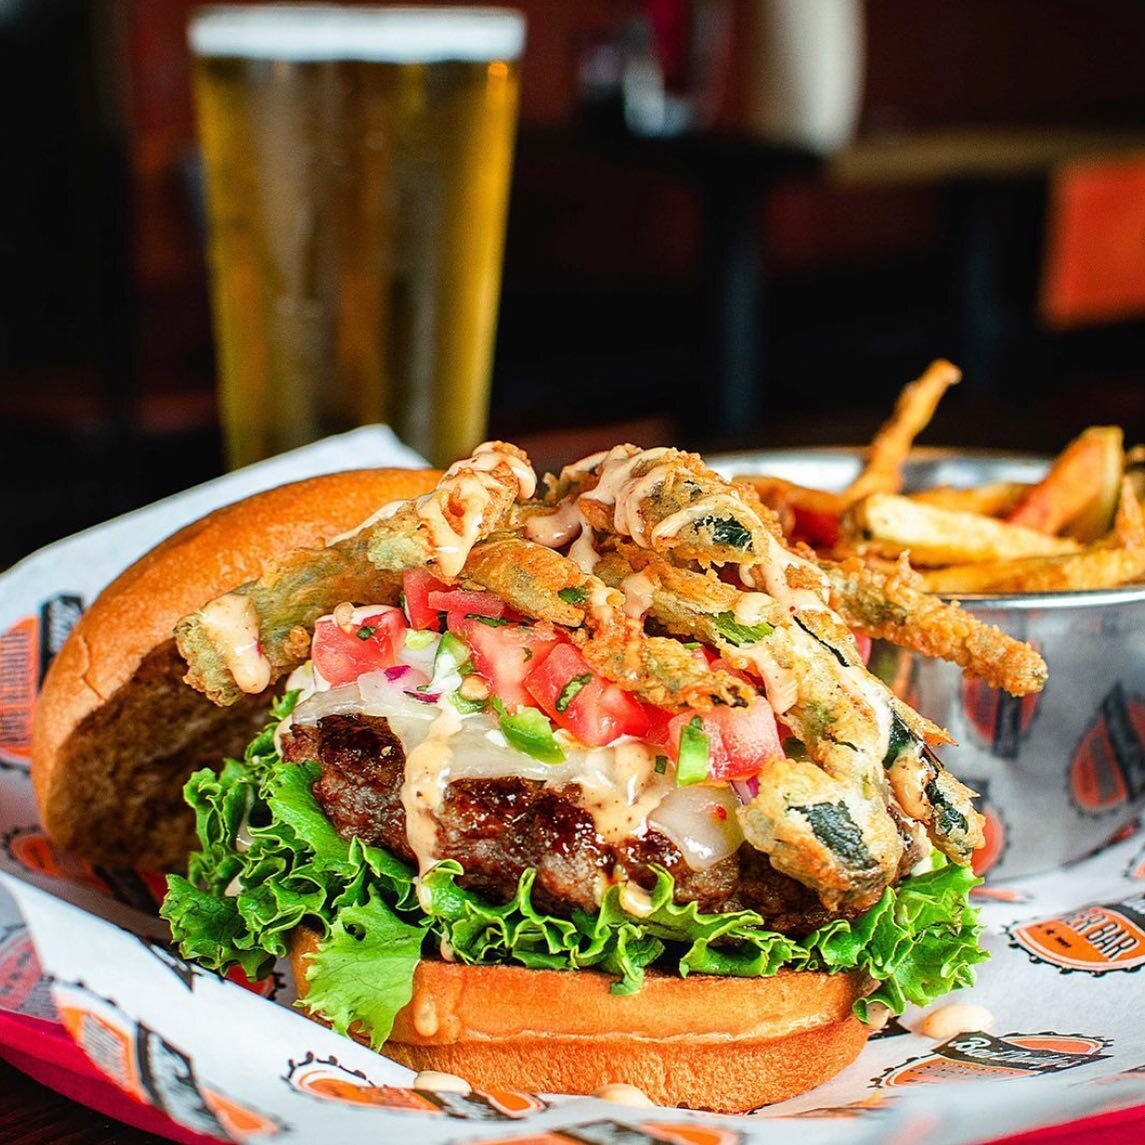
(188, 6, 524, 468)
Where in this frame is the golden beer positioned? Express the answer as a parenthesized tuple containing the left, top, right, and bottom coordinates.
(189, 7, 523, 467)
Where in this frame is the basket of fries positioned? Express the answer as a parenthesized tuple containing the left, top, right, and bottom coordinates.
(718, 360, 1145, 880)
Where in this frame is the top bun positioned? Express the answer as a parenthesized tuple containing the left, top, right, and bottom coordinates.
(31, 467, 439, 869)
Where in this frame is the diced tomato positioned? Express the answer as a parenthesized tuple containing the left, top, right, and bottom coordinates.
(427, 588, 506, 634)
(666, 699, 782, 781)
(311, 607, 406, 686)
(853, 631, 872, 665)
(641, 702, 675, 751)
(462, 620, 563, 711)
(525, 643, 649, 747)
(402, 568, 450, 631)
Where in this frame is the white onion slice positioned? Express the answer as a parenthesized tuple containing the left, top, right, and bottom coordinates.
(648, 785, 743, 871)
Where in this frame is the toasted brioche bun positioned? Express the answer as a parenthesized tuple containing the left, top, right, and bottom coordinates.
(291, 927, 871, 1113)
(31, 467, 440, 869)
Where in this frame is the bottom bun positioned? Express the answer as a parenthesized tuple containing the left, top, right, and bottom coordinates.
(291, 926, 873, 1113)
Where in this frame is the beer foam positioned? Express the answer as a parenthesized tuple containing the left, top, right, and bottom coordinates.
(189, 6, 525, 63)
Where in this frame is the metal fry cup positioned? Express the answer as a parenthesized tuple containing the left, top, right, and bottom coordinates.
(716, 448, 1145, 880)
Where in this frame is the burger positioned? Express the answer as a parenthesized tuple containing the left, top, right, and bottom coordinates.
(33, 443, 1041, 1112)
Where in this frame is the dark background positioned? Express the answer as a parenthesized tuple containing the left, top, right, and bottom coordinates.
(4, 0, 1145, 567)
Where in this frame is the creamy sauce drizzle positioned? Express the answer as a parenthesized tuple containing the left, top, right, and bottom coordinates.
(401, 704, 463, 875)
(573, 740, 669, 844)
(199, 593, 272, 694)
(620, 572, 656, 619)
(524, 499, 581, 547)
(594, 1083, 655, 1107)
(414, 1070, 471, 1094)
(326, 499, 403, 546)
(920, 1003, 995, 1040)
(568, 517, 600, 572)
(746, 533, 830, 614)
(649, 494, 744, 546)
(445, 441, 536, 500)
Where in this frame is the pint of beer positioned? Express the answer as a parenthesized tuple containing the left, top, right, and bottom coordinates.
(189, 6, 525, 468)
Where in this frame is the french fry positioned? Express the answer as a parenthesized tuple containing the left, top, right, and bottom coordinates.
(843, 493, 1081, 566)
(842, 359, 961, 504)
(908, 481, 1031, 517)
(1125, 447, 1145, 514)
(1006, 426, 1123, 539)
(921, 545, 1145, 595)
(1109, 476, 1145, 547)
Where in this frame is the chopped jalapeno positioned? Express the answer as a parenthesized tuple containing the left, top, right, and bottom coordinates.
(493, 700, 566, 764)
(676, 717, 710, 785)
(713, 611, 773, 647)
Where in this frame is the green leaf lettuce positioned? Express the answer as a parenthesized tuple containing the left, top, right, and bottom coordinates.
(162, 697, 988, 1048)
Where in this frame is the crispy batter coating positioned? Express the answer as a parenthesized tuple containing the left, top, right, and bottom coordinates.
(823, 556, 1048, 696)
(843, 359, 961, 504)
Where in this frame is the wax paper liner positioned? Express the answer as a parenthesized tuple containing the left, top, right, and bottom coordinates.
(1, 426, 1144, 1145)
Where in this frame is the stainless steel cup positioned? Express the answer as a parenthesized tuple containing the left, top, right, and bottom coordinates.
(716, 448, 1145, 880)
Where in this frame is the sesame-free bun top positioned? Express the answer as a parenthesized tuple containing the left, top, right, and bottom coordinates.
(31, 467, 439, 869)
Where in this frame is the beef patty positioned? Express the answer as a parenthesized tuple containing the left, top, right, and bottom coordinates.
(282, 711, 849, 935)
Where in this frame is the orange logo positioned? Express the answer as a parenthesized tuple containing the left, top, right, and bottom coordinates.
(1070, 684, 1145, 813)
(2, 827, 166, 913)
(1009, 893, 1145, 972)
(57, 985, 279, 1139)
(285, 1053, 545, 1120)
(962, 676, 1039, 758)
(878, 1032, 1110, 1087)
(3, 827, 111, 894)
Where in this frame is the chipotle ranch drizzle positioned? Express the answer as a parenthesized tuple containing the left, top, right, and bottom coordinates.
(198, 593, 272, 694)
(421, 444, 538, 578)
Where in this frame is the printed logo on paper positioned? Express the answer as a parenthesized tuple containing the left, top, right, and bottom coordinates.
(962, 676, 1040, 760)
(0, 924, 56, 1020)
(285, 1052, 545, 1120)
(1069, 684, 1145, 814)
(2, 825, 168, 911)
(876, 1031, 1111, 1087)
(0, 595, 83, 768)
(473, 1123, 740, 1145)
(55, 982, 281, 1139)
(1008, 892, 1145, 973)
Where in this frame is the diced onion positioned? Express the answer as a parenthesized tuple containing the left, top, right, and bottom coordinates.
(731, 776, 760, 804)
